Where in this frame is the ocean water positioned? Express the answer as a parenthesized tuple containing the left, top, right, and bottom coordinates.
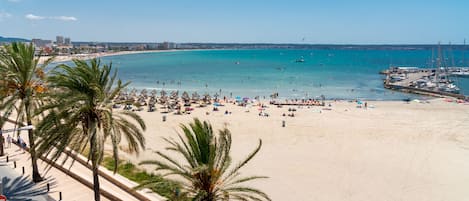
(96, 49, 469, 100)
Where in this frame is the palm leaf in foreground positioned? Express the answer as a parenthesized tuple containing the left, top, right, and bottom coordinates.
(140, 118, 270, 201)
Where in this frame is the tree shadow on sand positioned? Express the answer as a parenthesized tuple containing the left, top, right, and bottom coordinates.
(2, 176, 57, 201)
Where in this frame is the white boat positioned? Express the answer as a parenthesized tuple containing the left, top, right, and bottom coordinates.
(390, 74, 406, 82)
(451, 71, 469, 77)
(295, 56, 305, 63)
(439, 83, 460, 94)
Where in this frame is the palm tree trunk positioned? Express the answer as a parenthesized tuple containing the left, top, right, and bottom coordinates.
(92, 161, 101, 201)
(28, 126, 42, 182)
(0, 135, 4, 156)
(89, 123, 101, 201)
(25, 101, 42, 182)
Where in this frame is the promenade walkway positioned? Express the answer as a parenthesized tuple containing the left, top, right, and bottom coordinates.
(0, 157, 53, 201)
(2, 121, 164, 201)
(1, 144, 111, 201)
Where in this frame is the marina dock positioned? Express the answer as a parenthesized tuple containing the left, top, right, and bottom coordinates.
(382, 66, 468, 99)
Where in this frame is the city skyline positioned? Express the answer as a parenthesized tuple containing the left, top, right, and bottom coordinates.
(1, 0, 469, 44)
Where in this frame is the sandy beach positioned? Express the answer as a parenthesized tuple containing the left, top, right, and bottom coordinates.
(38, 49, 193, 64)
(106, 97, 469, 201)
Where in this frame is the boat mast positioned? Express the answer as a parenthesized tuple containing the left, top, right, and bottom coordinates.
(435, 42, 441, 85)
(449, 41, 455, 67)
(431, 47, 435, 68)
(461, 39, 466, 67)
(446, 42, 452, 83)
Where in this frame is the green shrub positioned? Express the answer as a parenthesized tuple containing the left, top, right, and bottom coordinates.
(101, 156, 189, 200)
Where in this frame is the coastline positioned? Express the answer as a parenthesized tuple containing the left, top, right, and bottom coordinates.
(27, 47, 469, 200)
(39, 48, 219, 64)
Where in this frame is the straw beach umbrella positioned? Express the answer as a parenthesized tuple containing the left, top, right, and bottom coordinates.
(192, 92, 200, 103)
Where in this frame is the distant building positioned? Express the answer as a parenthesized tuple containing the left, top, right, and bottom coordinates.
(145, 43, 159, 50)
(56, 36, 64, 45)
(31, 38, 54, 56)
(162, 42, 176, 49)
(31, 39, 53, 48)
(178, 43, 197, 49)
(64, 37, 71, 45)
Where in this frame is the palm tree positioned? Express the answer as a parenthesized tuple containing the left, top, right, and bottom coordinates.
(0, 42, 53, 182)
(139, 118, 270, 201)
(35, 58, 146, 201)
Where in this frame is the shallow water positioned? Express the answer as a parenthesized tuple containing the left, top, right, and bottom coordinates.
(93, 49, 469, 100)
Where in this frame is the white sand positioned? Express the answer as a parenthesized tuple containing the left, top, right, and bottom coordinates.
(38, 50, 181, 64)
(38, 49, 216, 64)
(113, 98, 469, 201)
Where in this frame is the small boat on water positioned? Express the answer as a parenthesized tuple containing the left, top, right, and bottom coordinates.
(295, 56, 305, 63)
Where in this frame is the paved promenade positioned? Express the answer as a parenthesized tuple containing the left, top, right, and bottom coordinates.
(1, 144, 111, 201)
(0, 157, 53, 201)
(1, 121, 164, 201)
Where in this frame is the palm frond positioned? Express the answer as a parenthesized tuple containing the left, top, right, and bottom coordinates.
(34, 58, 146, 199)
(141, 118, 270, 201)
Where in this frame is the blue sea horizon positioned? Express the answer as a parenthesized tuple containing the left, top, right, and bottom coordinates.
(92, 49, 469, 100)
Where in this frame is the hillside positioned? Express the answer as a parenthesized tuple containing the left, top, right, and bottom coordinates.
(0, 36, 30, 43)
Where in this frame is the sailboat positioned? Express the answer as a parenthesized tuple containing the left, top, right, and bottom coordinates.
(434, 43, 460, 94)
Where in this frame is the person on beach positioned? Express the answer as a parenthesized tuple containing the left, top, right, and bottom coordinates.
(17, 136, 24, 152)
(21, 141, 27, 153)
(7, 134, 12, 148)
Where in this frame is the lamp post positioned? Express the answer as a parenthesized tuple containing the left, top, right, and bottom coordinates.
(0, 130, 3, 157)
(0, 178, 3, 195)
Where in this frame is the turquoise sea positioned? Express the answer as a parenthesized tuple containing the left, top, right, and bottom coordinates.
(96, 49, 469, 100)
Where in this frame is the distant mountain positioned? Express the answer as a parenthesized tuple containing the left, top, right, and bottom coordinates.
(0, 36, 30, 43)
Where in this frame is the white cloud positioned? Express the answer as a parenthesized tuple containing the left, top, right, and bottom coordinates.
(0, 11, 12, 21)
(25, 13, 77, 21)
(6, 0, 21, 2)
(25, 14, 45, 20)
(52, 16, 77, 21)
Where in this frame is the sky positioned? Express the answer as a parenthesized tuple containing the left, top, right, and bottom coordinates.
(1, 0, 468, 44)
